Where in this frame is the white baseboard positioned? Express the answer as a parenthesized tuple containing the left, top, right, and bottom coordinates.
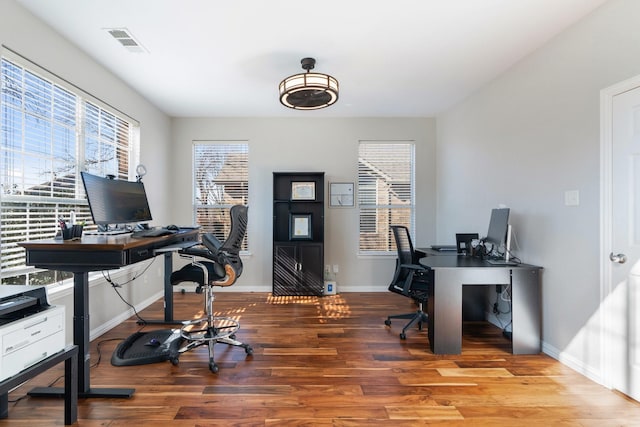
(89, 290, 164, 341)
(542, 341, 605, 387)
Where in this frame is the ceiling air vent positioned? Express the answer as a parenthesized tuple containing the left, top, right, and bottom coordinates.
(105, 28, 147, 53)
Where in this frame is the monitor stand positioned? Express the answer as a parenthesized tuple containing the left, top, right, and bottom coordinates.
(487, 225, 516, 265)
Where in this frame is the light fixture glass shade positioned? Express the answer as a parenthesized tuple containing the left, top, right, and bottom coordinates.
(279, 59, 339, 110)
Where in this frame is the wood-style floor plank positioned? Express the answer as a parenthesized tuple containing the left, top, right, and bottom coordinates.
(2, 291, 640, 426)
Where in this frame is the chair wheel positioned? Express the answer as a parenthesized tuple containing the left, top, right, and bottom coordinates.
(400, 332, 406, 340)
(229, 334, 236, 340)
(209, 362, 219, 373)
(245, 346, 253, 355)
(170, 357, 179, 366)
(384, 319, 391, 326)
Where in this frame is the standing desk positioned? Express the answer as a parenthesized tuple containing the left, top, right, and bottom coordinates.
(18, 229, 199, 399)
(419, 253, 542, 355)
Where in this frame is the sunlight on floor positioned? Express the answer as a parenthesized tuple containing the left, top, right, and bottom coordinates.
(266, 294, 351, 322)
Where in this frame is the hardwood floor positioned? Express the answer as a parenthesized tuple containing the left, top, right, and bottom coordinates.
(2, 291, 640, 426)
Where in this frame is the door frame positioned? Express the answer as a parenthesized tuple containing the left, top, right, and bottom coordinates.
(599, 73, 640, 390)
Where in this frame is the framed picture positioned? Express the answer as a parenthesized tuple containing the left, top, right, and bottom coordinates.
(290, 213, 312, 239)
(329, 182, 354, 207)
(291, 181, 316, 201)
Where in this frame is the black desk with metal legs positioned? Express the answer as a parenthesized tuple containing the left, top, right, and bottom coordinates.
(419, 254, 542, 355)
(18, 229, 198, 399)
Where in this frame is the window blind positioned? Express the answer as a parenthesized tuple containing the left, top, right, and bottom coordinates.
(358, 141, 414, 253)
(193, 142, 249, 250)
(1, 53, 137, 285)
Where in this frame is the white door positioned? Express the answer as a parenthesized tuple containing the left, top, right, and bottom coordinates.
(608, 84, 640, 401)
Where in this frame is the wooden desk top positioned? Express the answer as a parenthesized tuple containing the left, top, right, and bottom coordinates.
(19, 229, 198, 252)
(19, 229, 199, 272)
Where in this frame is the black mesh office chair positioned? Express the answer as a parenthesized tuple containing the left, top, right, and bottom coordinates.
(169, 204, 252, 373)
(384, 225, 432, 340)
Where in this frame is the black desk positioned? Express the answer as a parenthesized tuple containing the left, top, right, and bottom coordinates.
(19, 229, 198, 399)
(0, 345, 78, 424)
(419, 253, 542, 355)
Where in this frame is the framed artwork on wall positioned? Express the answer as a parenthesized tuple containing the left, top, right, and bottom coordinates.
(329, 182, 354, 207)
(291, 182, 316, 200)
(290, 213, 312, 239)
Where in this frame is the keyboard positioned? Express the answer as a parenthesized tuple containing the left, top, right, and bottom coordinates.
(431, 245, 457, 252)
(487, 259, 518, 266)
(131, 228, 177, 238)
(85, 229, 131, 236)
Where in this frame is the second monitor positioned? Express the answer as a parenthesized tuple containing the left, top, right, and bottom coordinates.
(484, 207, 512, 262)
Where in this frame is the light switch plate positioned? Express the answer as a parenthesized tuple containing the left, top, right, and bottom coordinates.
(564, 190, 580, 206)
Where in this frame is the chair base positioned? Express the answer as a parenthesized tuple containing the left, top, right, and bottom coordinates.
(177, 316, 253, 373)
(385, 307, 428, 340)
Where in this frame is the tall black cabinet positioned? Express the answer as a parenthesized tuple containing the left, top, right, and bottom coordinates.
(273, 172, 324, 296)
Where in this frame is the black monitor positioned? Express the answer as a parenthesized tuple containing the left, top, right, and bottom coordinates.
(81, 172, 152, 226)
(485, 207, 510, 249)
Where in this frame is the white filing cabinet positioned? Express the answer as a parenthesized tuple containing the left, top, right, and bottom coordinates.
(1, 305, 65, 381)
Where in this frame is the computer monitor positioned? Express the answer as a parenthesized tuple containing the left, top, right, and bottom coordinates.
(485, 208, 511, 260)
(81, 172, 152, 226)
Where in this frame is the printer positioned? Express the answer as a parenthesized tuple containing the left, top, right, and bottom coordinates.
(0, 285, 65, 382)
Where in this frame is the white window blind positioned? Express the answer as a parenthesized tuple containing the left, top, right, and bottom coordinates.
(1, 53, 137, 286)
(358, 141, 414, 253)
(193, 142, 249, 250)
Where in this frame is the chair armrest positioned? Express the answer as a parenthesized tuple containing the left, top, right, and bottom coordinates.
(179, 245, 212, 258)
(399, 263, 430, 271)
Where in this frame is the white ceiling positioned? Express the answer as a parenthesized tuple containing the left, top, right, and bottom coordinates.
(16, 0, 608, 118)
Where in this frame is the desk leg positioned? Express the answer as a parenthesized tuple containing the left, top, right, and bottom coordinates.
(28, 272, 134, 399)
(0, 392, 7, 419)
(164, 251, 173, 321)
(64, 348, 78, 425)
(511, 268, 541, 354)
(140, 251, 186, 325)
(428, 269, 463, 354)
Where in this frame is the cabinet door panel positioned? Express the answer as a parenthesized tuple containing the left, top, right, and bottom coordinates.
(298, 243, 324, 296)
(273, 244, 298, 295)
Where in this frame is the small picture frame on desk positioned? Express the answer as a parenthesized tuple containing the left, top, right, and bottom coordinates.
(290, 213, 312, 240)
(291, 182, 316, 201)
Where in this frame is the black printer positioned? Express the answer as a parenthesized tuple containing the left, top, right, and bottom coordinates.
(0, 285, 51, 326)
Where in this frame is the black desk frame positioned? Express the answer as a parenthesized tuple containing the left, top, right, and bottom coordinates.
(1, 345, 78, 424)
(19, 230, 198, 399)
(419, 253, 542, 355)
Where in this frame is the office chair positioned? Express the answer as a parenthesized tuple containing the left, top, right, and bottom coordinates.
(384, 225, 432, 340)
(169, 204, 252, 373)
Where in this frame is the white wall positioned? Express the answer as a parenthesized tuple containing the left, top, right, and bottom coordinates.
(170, 118, 437, 291)
(1, 0, 173, 342)
(436, 0, 640, 381)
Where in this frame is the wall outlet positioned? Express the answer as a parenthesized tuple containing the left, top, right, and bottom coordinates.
(333, 264, 339, 273)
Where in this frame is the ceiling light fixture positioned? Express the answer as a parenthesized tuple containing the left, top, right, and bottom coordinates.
(279, 58, 339, 110)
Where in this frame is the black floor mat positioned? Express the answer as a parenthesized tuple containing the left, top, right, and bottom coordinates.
(111, 329, 182, 366)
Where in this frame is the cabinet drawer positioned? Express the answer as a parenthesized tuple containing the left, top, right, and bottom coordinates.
(2, 307, 64, 356)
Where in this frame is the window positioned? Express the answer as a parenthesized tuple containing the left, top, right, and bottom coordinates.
(358, 141, 414, 253)
(193, 142, 249, 250)
(1, 53, 137, 286)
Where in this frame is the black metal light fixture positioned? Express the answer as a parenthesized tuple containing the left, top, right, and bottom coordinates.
(279, 57, 339, 110)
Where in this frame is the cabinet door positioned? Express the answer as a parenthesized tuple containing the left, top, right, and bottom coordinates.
(298, 243, 324, 296)
(273, 244, 298, 295)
